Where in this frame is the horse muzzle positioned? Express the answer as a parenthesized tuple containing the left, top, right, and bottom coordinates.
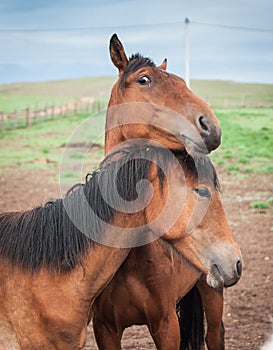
(206, 258, 243, 289)
(202, 127, 222, 153)
(196, 115, 222, 152)
(177, 121, 221, 156)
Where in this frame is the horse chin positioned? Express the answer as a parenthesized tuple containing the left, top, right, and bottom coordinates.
(206, 267, 225, 289)
(181, 136, 210, 156)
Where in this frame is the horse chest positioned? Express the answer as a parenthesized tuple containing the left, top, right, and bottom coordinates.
(0, 264, 88, 349)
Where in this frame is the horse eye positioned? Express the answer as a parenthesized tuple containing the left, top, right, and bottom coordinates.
(194, 187, 211, 198)
(137, 75, 151, 85)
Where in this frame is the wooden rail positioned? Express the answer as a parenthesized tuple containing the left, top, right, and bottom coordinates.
(0, 98, 108, 132)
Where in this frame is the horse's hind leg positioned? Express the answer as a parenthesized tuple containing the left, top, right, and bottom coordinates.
(92, 317, 122, 350)
(197, 278, 225, 350)
(149, 312, 180, 350)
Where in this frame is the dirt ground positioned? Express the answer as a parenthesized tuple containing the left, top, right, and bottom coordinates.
(0, 161, 272, 350)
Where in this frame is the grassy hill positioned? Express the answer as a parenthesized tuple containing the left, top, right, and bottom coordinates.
(190, 80, 273, 107)
(0, 77, 272, 113)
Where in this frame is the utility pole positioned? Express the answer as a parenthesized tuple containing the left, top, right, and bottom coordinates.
(185, 17, 190, 88)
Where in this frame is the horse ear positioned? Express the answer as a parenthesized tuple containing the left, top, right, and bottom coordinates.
(109, 34, 129, 73)
(158, 58, 167, 70)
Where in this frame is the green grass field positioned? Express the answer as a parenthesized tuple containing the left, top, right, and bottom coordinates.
(0, 77, 272, 113)
(0, 77, 116, 113)
(0, 110, 105, 168)
(0, 106, 272, 176)
(210, 107, 273, 174)
(0, 78, 272, 182)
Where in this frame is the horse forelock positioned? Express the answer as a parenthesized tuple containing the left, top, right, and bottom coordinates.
(172, 150, 221, 192)
(119, 53, 156, 86)
(195, 156, 221, 192)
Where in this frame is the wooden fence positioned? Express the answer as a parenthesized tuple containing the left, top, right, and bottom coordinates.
(204, 95, 273, 108)
(0, 97, 107, 132)
(1, 94, 271, 132)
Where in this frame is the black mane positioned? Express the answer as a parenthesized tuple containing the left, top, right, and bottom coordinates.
(172, 150, 221, 192)
(0, 146, 219, 272)
(120, 53, 156, 86)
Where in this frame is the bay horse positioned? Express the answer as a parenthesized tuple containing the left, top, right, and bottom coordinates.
(92, 148, 242, 350)
(105, 34, 221, 156)
(103, 34, 228, 349)
(0, 145, 242, 349)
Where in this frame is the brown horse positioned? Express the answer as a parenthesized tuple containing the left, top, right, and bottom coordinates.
(92, 148, 242, 350)
(93, 240, 202, 350)
(103, 34, 228, 349)
(0, 146, 241, 349)
(105, 34, 221, 156)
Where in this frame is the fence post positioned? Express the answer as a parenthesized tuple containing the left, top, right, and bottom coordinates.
(61, 105, 65, 117)
(86, 102, 90, 113)
(26, 106, 30, 127)
(44, 104, 48, 121)
(51, 105, 54, 119)
(64, 103, 69, 117)
(43, 104, 45, 121)
(67, 103, 71, 116)
(34, 105, 38, 124)
(74, 101, 78, 115)
(14, 109, 18, 129)
(1, 112, 4, 132)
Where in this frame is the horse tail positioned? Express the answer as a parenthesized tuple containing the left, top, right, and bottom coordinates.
(176, 285, 205, 350)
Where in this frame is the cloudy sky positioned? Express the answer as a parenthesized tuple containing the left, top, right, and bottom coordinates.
(0, 0, 272, 84)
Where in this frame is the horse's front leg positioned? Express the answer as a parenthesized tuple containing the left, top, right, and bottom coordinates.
(92, 316, 123, 350)
(197, 278, 225, 350)
(149, 311, 180, 350)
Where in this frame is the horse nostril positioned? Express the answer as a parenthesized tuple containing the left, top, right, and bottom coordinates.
(197, 116, 211, 135)
(236, 260, 242, 278)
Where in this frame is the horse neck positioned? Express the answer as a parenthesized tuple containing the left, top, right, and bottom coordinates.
(135, 240, 167, 259)
(152, 239, 201, 298)
(104, 126, 123, 155)
(81, 244, 130, 303)
(105, 86, 121, 154)
(172, 249, 202, 298)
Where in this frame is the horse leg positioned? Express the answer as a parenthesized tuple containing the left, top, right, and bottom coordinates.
(92, 316, 122, 350)
(149, 312, 180, 350)
(197, 278, 225, 350)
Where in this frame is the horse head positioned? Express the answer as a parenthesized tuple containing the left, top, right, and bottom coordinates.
(105, 34, 221, 156)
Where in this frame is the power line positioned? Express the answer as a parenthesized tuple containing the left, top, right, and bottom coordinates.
(0, 20, 272, 33)
(191, 20, 273, 33)
(0, 21, 182, 33)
